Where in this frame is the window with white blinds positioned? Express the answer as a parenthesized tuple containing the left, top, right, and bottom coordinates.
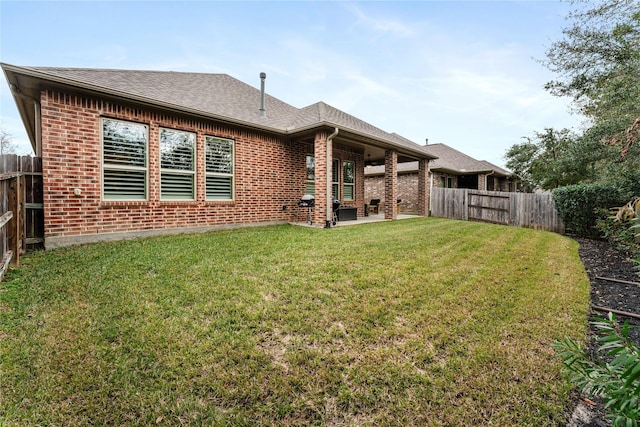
(102, 118, 148, 200)
(332, 158, 339, 199)
(205, 136, 234, 200)
(305, 154, 315, 195)
(343, 160, 355, 201)
(160, 128, 196, 200)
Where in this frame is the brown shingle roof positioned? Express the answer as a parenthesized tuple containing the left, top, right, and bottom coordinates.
(2, 64, 433, 159)
(27, 67, 300, 130)
(364, 143, 512, 176)
(424, 143, 492, 173)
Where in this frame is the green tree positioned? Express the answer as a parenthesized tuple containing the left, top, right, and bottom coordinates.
(542, 0, 640, 153)
(504, 128, 600, 191)
(504, 140, 538, 192)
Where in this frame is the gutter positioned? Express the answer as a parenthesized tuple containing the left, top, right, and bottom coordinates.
(325, 127, 339, 228)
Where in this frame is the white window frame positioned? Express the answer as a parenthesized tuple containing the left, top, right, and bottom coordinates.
(332, 158, 340, 199)
(305, 154, 315, 195)
(101, 118, 149, 201)
(205, 136, 234, 201)
(159, 127, 196, 201)
(343, 160, 355, 201)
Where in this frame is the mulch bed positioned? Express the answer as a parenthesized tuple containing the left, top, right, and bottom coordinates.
(568, 237, 640, 427)
(577, 237, 640, 347)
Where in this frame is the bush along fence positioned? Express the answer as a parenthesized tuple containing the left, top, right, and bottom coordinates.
(0, 155, 43, 281)
(430, 188, 565, 234)
(552, 183, 626, 238)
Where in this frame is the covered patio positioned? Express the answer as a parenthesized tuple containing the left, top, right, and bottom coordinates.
(289, 107, 437, 229)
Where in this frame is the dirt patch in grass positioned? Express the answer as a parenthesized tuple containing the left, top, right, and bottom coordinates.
(569, 237, 640, 427)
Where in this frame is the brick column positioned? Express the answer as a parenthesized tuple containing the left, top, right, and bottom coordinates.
(313, 131, 329, 226)
(384, 150, 398, 220)
(417, 158, 430, 216)
(478, 173, 487, 190)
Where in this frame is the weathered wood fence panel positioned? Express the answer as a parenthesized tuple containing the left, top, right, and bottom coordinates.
(0, 172, 23, 281)
(0, 155, 43, 281)
(468, 191, 510, 225)
(429, 188, 468, 221)
(430, 188, 565, 234)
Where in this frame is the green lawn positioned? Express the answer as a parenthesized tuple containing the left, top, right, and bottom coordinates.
(0, 217, 589, 426)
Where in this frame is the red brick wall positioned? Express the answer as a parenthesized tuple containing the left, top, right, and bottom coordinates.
(384, 150, 398, 220)
(40, 90, 305, 247)
(364, 173, 420, 213)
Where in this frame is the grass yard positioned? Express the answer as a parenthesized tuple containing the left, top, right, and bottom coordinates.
(0, 217, 589, 426)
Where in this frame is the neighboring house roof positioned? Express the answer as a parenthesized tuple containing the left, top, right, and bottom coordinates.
(364, 143, 513, 177)
(2, 63, 435, 160)
(477, 160, 512, 177)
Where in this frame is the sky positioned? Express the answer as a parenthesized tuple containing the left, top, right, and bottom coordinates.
(0, 0, 585, 168)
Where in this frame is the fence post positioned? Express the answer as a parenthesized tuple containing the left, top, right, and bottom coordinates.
(7, 176, 21, 266)
(463, 189, 469, 221)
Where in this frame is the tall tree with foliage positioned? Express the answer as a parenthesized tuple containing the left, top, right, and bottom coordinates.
(506, 0, 640, 192)
(543, 0, 640, 153)
(505, 128, 601, 191)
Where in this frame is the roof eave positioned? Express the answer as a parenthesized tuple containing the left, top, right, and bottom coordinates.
(2, 65, 40, 154)
(287, 121, 435, 160)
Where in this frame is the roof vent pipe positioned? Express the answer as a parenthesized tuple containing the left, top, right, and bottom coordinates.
(259, 72, 266, 117)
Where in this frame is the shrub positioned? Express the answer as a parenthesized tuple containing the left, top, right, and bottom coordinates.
(596, 198, 640, 257)
(553, 313, 640, 427)
(552, 183, 625, 237)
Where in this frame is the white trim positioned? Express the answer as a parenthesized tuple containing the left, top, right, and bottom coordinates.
(101, 117, 149, 201)
(159, 127, 197, 201)
(342, 160, 355, 201)
(205, 135, 235, 201)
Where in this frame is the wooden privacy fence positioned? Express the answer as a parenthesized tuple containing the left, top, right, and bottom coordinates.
(0, 155, 43, 281)
(430, 188, 565, 234)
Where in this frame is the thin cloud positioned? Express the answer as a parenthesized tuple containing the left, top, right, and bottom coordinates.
(345, 3, 416, 38)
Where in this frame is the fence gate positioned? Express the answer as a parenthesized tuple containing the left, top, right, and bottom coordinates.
(0, 155, 43, 280)
(467, 191, 510, 225)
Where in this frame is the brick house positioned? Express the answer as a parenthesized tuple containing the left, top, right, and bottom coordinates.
(365, 143, 515, 213)
(2, 64, 436, 248)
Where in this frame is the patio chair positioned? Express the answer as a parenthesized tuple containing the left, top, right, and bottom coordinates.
(369, 199, 380, 214)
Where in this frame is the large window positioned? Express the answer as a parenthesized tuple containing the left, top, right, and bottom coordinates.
(102, 118, 148, 200)
(305, 154, 315, 195)
(206, 136, 234, 200)
(343, 160, 355, 201)
(160, 128, 196, 200)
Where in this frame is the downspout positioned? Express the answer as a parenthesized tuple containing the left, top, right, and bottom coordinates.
(486, 170, 495, 191)
(325, 127, 339, 228)
(34, 101, 42, 156)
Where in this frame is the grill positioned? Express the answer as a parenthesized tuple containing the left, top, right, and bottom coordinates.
(296, 196, 342, 227)
(298, 194, 315, 224)
(332, 198, 341, 226)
